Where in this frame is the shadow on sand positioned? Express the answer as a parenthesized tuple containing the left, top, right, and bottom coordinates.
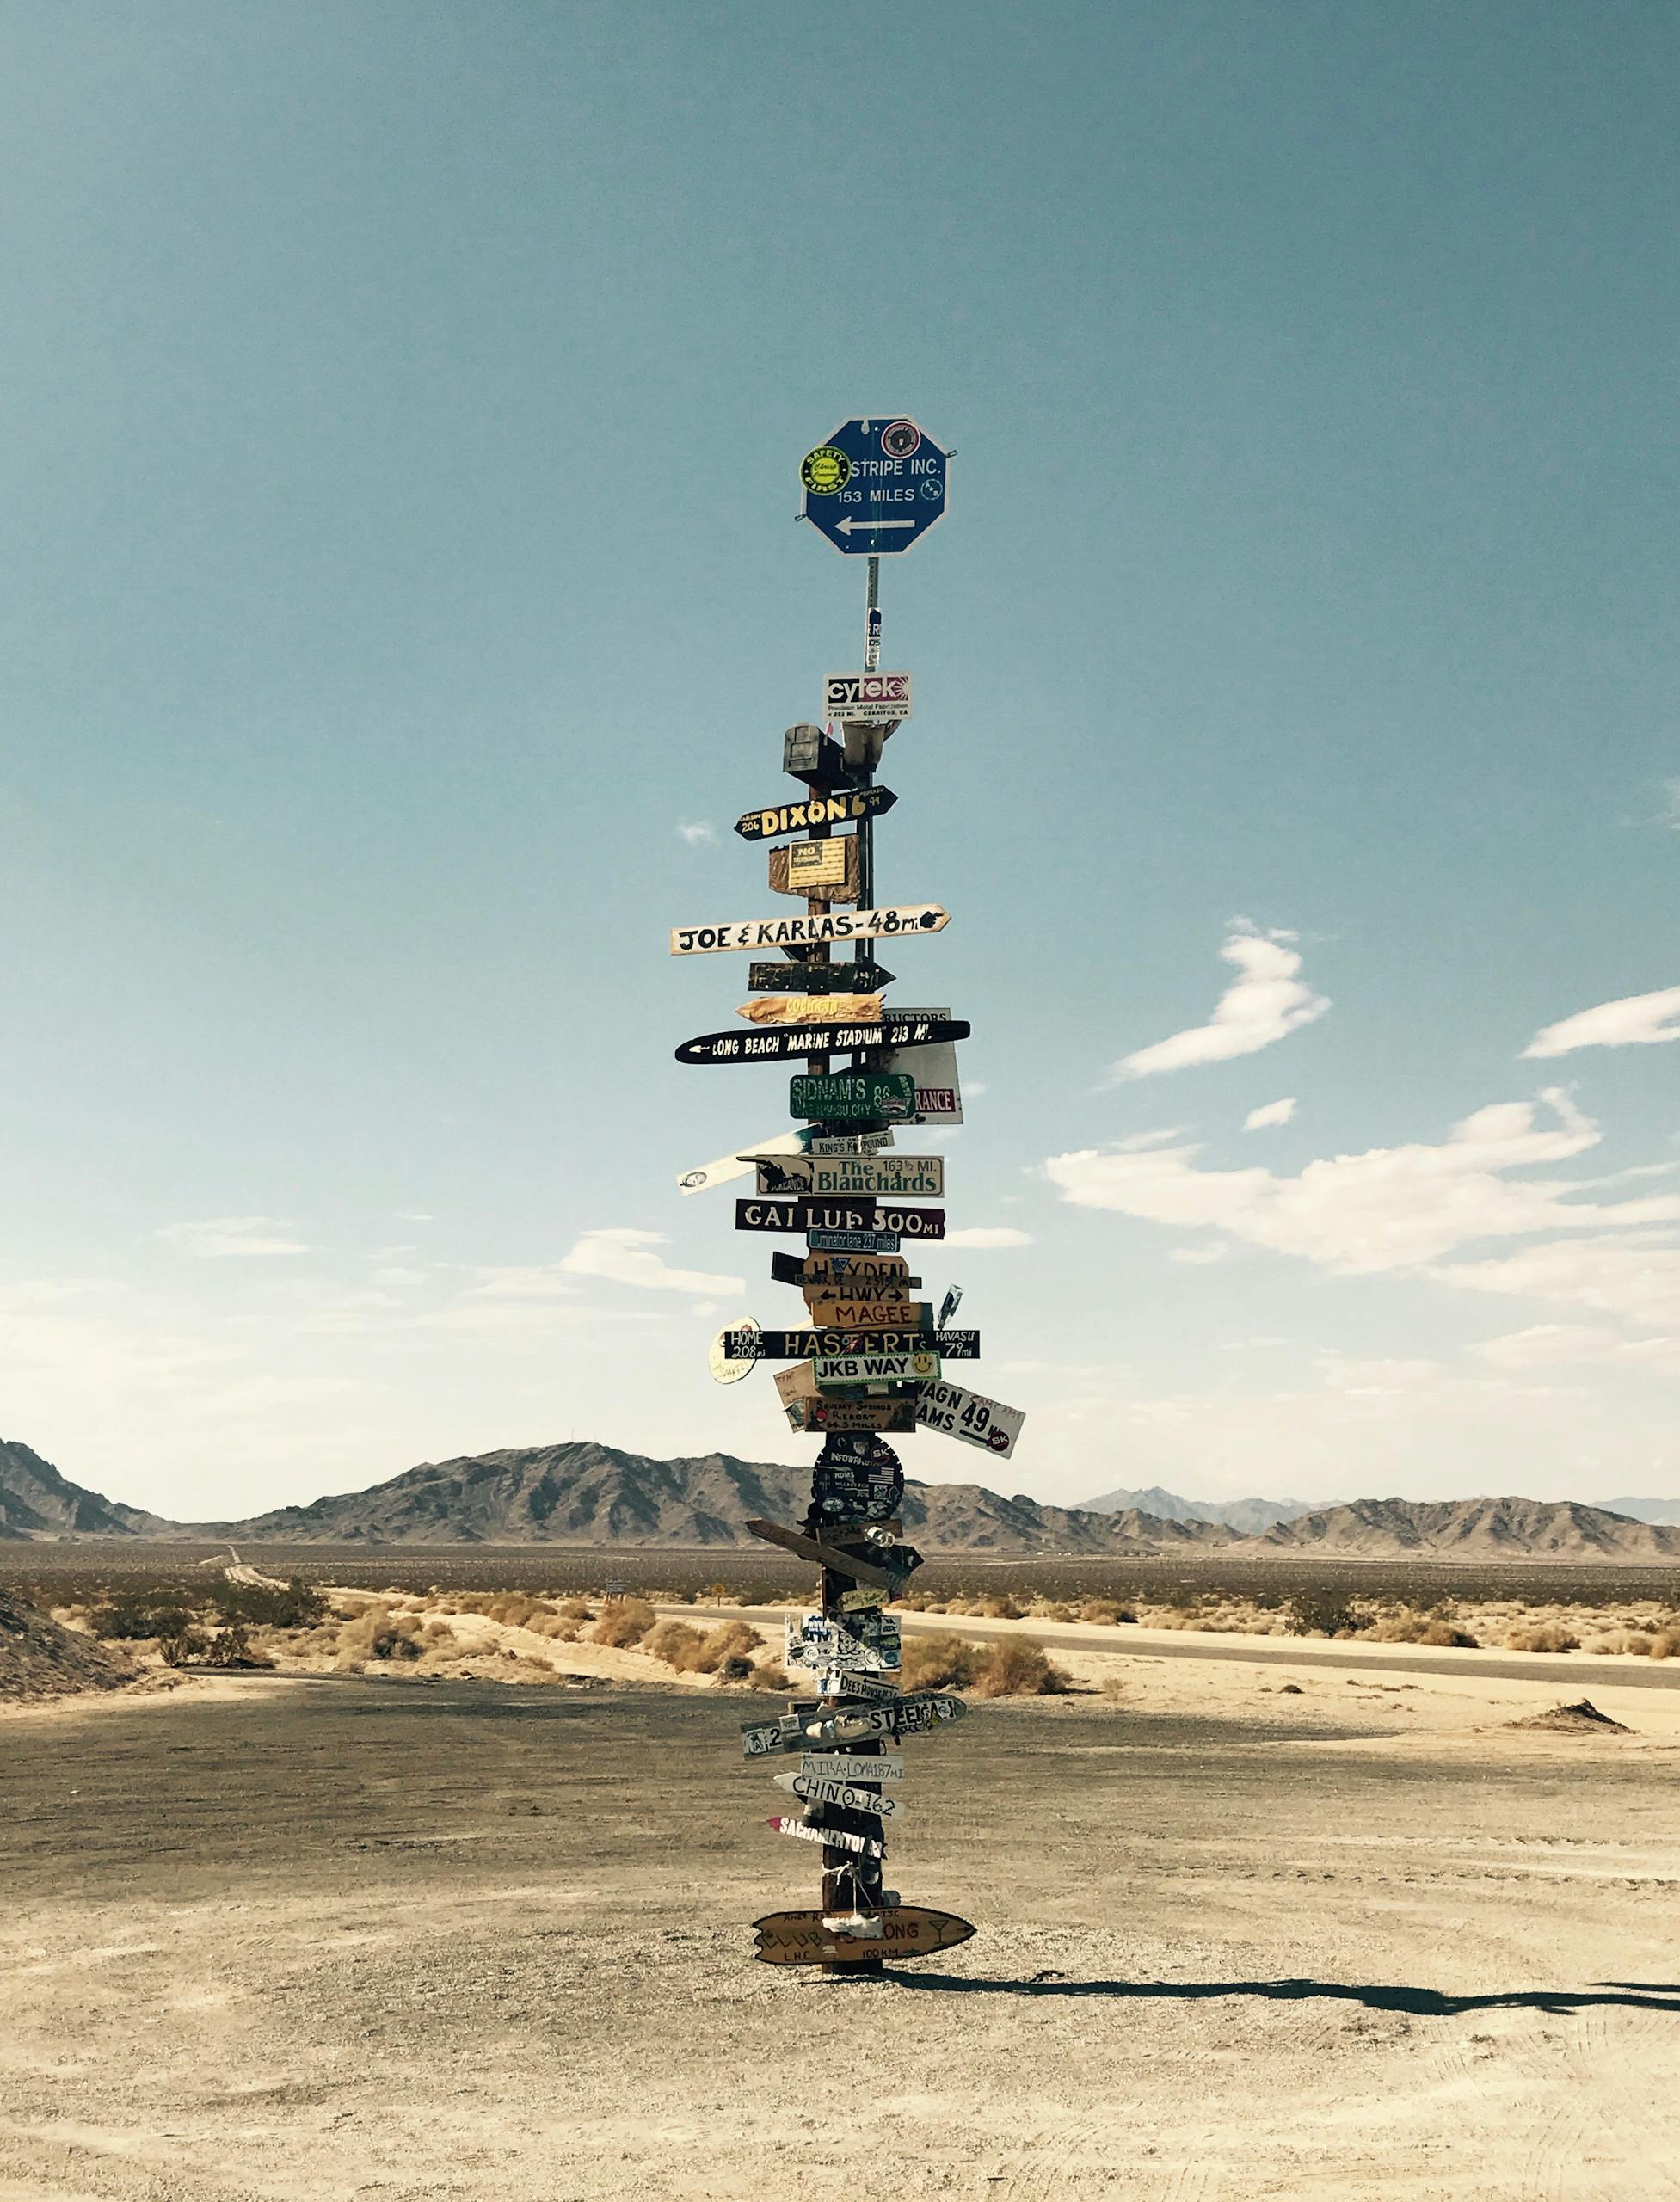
(881, 1974, 1680, 2016)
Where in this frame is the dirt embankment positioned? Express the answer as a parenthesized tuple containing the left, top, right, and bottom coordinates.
(0, 1587, 133, 1706)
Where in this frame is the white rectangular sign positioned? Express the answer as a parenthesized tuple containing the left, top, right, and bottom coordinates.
(916, 1377, 1026, 1460)
(807, 1131, 895, 1156)
(823, 670, 913, 725)
(669, 906, 949, 956)
(880, 1008, 963, 1124)
(748, 1153, 944, 1200)
(677, 1130, 803, 1196)
(814, 1349, 939, 1387)
(800, 1752, 906, 1784)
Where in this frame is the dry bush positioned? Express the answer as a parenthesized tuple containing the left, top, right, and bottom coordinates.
(899, 1632, 985, 1691)
(1079, 1598, 1135, 1626)
(976, 1595, 1022, 1621)
(592, 1598, 655, 1648)
(212, 1578, 324, 1630)
(557, 1598, 594, 1621)
(1505, 1621, 1578, 1652)
(1285, 1590, 1363, 1639)
(973, 1637, 1072, 1697)
(717, 1654, 755, 1682)
(689, 1621, 763, 1674)
(643, 1620, 705, 1669)
(747, 1661, 791, 1691)
(337, 1604, 423, 1663)
(1418, 1619, 1478, 1647)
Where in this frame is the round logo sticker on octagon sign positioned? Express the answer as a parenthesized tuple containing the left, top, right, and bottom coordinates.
(801, 445, 852, 495)
(880, 419, 920, 459)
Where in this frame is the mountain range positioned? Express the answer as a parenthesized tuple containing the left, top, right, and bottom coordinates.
(2, 1437, 1678, 1560)
(1079, 1483, 1317, 1534)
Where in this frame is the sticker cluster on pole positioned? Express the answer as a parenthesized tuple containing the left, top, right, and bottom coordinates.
(670, 414, 1021, 1968)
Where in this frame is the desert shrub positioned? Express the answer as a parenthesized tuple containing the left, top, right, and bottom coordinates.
(1285, 1590, 1363, 1639)
(747, 1661, 791, 1691)
(717, 1654, 755, 1682)
(1038, 1602, 1075, 1624)
(90, 1596, 195, 1641)
(899, 1632, 985, 1691)
(643, 1620, 705, 1670)
(976, 1595, 1023, 1621)
(557, 1598, 594, 1621)
(592, 1598, 655, 1648)
(194, 1624, 273, 1670)
(1505, 1622, 1578, 1652)
(210, 1578, 325, 1630)
(689, 1621, 763, 1674)
(1418, 1620, 1478, 1648)
(973, 1637, 1072, 1697)
(337, 1605, 423, 1662)
(1079, 1598, 1135, 1626)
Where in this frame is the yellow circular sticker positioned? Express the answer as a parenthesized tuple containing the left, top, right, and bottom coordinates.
(801, 445, 852, 495)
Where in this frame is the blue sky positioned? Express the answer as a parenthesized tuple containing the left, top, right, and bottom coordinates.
(3, 3, 1677, 1518)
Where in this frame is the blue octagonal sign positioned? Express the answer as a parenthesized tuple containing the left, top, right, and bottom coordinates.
(800, 416, 949, 557)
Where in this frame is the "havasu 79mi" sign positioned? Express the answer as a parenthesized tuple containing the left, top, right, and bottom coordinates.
(669, 906, 949, 956)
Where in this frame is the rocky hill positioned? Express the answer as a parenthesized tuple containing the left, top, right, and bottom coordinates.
(225, 1440, 1237, 1554)
(0, 1441, 176, 1541)
(1243, 1495, 1680, 1561)
(1080, 1482, 1316, 1534)
(0, 1586, 135, 1704)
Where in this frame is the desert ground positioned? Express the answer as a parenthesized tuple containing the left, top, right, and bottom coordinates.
(4, 1574, 1679, 2202)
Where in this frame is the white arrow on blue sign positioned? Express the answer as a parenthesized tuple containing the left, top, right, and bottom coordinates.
(800, 417, 949, 557)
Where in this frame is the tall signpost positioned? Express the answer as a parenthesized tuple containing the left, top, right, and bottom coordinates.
(673, 416, 1023, 1972)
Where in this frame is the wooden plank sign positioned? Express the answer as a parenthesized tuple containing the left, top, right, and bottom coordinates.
(816, 1692, 968, 1745)
(802, 1278, 923, 1312)
(772, 1769, 902, 1818)
(735, 1196, 877, 1234)
(768, 836, 861, 901)
(753, 1906, 975, 1967)
(735, 787, 897, 843)
(916, 1377, 1027, 1461)
(772, 1362, 821, 1409)
(801, 1751, 906, 1783)
(670, 906, 950, 956)
(750, 1153, 944, 1199)
(723, 1326, 978, 1359)
(749, 959, 896, 993)
(815, 1299, 931, 1331)
(774, 1248, 913, 1283)
(679, 1023, 890, 1066)
(800, 1397, 919, 1435)
(735, 996, 881, 1028)
(765, 1818, 885, 1859)
(744, 1517, 918, 1590)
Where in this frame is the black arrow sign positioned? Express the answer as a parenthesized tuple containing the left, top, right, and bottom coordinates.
(721, 1326, 980, 1359)
(734, 787, 897, 843)
(735, 1199, 945, 1239)
(675, 1018, 969, 1066)
(748, 961, 897, 993)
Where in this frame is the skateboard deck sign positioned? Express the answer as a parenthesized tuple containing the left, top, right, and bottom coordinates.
(752, 1906, 975, 1966)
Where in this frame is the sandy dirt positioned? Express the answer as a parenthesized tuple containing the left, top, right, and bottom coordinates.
(3, 1644, 1678, 2202)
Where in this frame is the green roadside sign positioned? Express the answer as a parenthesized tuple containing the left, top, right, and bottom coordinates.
(789, 1072, 915, 1123)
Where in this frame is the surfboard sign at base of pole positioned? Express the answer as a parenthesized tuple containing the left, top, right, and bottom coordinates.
(752, 1906, 975, 1966)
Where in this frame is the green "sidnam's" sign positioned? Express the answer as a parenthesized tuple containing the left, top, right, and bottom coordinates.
(789, 1072, 915, 1123)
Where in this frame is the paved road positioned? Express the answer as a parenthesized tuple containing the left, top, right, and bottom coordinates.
(670, 1603, 1680, 1694)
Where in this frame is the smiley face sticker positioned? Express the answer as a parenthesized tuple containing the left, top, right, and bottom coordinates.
(800, 445, 852, 495)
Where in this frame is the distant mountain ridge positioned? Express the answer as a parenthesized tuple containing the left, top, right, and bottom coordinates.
(3, 1438, 1678, 1560)
(1080, 1483, 1318, 1534)
(1248, 1494, 1680, 1561)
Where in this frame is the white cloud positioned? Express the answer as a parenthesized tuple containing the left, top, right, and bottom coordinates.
(1168, 1245, 1229, 1265)
(942, 1227, 1032, 1250)
(1523, 985, 1680, 1059)
(159, 1217, 311, 1258)
(392, 1210, 434, 1223)
(1470, 1323, 1680, 1375)
(1317, 1354, 1446, 1395)
(1116, 1127, 1187, 1151)
(560, 1227, 743, 1296)
(1111, 923, 1328, 1082)
(462, 1265, 583, 1301)
(1662, 777, 1680, 832)
(1243, 1098, 1296, 1131)
(1044, 1090, 1680, 1282)
(676, 820, 716, 846)
(1432, 1232, 1680, 1334)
